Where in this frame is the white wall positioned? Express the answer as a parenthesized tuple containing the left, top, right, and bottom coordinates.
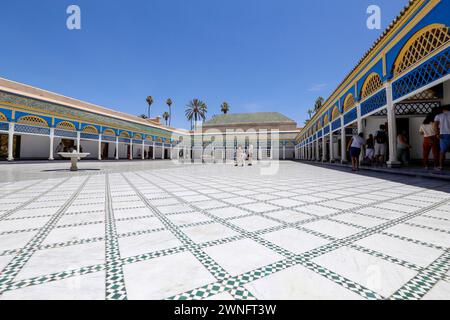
(20, 135, 50, 159)
(443, 79, 450, 105)
(119, 144, 128, 159)
(80, 140, 98, 160)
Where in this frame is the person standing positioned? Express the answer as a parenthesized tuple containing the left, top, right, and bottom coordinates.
(235, 145, 244, 167)
(365, 134, 375, 166)
(419, 113, 439, 170)
(434, 105, 450, 170)
(397, 130, 411, 166)
(347, 133, 365, 171)
(374, 125, 387, 167)
(248, 144, 254, 166)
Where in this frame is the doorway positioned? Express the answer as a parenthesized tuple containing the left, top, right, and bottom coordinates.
(0, 134, 21, 160)
(101, 142, 109, 159)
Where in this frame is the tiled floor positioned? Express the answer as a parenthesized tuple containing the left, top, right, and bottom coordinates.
(0, 161, 449, 300)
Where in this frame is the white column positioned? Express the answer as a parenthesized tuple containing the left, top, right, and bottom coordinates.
(283, 145, 286, 160)
(329, 125, 334, 162)
(316, 139, 320, 161)
(322, 131, 326, 162)
(162, 144, 165, 160)
(341, 117, 347, 163)
(49, 127, 55, 161)
(130, 140, 133, 160)
(386, 82, 400, 167)
(76, 131, 81, 153)
(98, 134, 102, 161)
(153, 142, 156, 160)
(115, 137, 119, 160)
(142, 140, 145, 160)
(8, 123, 14, 161)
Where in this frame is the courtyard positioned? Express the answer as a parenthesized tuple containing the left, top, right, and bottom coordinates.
(0, 160, 449, 300)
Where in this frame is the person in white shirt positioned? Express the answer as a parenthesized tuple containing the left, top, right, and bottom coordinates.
(419, 113, 439, 169)
(347, 133, 365, 171)
(434, 105, 450, 170)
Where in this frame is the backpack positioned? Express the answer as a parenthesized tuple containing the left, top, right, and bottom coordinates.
(375, 130, 387, 144)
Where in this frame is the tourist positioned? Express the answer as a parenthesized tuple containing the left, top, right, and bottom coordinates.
(347, 133, 365, 171)
(419, 113, 439, 170)
(248, 144, 254, 166)
(397, 130, 411, 166)
(365, 134, 375, 165)
(434, 105, 450, 170)
(374, 125, 388, 166)
(235, 145, 244, 167)
(56, 142, 64, 159)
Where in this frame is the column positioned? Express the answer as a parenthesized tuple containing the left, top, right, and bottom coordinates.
(283, 145, 286, 160)
(322, 131, 326, 162)
(341, 117, 347, 163)
(386, 82, 400, 167)
(98, 134, 102, 161)
(115, 137, 119, 160)
(130, 140, 133, 160)
(49, 127, 55, 161)
(142, 140, 145, 160)
(329, 125, 335, 162)
(153, 142, 156, 160)
(316, 139, 320, 161)
(162, 144, 165, 160)
(77, 131, 81, 153)
(8, 123, 14, 161)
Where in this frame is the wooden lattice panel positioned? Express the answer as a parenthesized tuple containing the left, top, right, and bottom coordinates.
(146, 136, 153, 141)
(56, 121, 76, 131)
(120, 132, 130, 138)
(0, 112, 7, 122)
(82, 126, 98, 134)
(394, 24, 450, 76)
(17, 116, 49, 128)
(343, 94, 355, 112)
(331, 107, 340, 120)
(134, 134, 142, 140)
(323, 114, 330, 126)
(361, 73, 383, 99)
(103, 129, 116, 136)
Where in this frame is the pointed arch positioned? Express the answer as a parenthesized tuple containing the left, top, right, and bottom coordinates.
(0, 112, 7, 122)
(146, 136, 153, 142)
(17, 115, 49, 128)
(323, 114, 330, 126)
(134, 134, 142, 140)
(393, 24, 450, 76)
(361, 73, 383, 99)
(343, 94, 356, 113)
(119, 131, 130, 138)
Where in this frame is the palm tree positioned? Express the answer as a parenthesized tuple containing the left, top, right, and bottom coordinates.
(221, 102, 230, 114)
(146, 96, 154, 118)
(166, 98, 173, 126)
(185, 99, 207, 130)
(162, 112, 170, 125)
(314, 97, 324, 112)
(138, 114, 148, 119)
(307, 109, 314, 119)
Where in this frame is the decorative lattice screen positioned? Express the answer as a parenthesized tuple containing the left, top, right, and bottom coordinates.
(56, 121, 76, 131)
(394, 24, 450, 76)
(361, 73, 383, 100)
(82, 126, 98, 134)
(343, 94, 355, 112)
(17, 116, 49, 128)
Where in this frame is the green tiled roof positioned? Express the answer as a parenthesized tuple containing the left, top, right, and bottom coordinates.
(204, 112, 296, 126)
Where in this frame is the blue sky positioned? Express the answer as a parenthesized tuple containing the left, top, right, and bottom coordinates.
(0, 0, 407, 129)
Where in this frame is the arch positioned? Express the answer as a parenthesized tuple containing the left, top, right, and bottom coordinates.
(331, 106, 341, 121)
(134, 134, 142, 140)
(323, 114, 330, 126)
(56, 121, 76, 131)
(316, 121, 322, 131)
(361, 73, 383, 99)
(103, 129, 116, 137)
(17, 115, 49, 128)
(146, 136, 154, 142)
(0, 112, 7, 122)
(156, 137, 163, 143)
(343, 94, 356, 113)
(393, 24, 450, 76)
(119, 131, 130, 138)
(82, 125, 99, 134)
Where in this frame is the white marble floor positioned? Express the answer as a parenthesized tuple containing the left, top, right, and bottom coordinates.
(0, 161, 449, 300)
